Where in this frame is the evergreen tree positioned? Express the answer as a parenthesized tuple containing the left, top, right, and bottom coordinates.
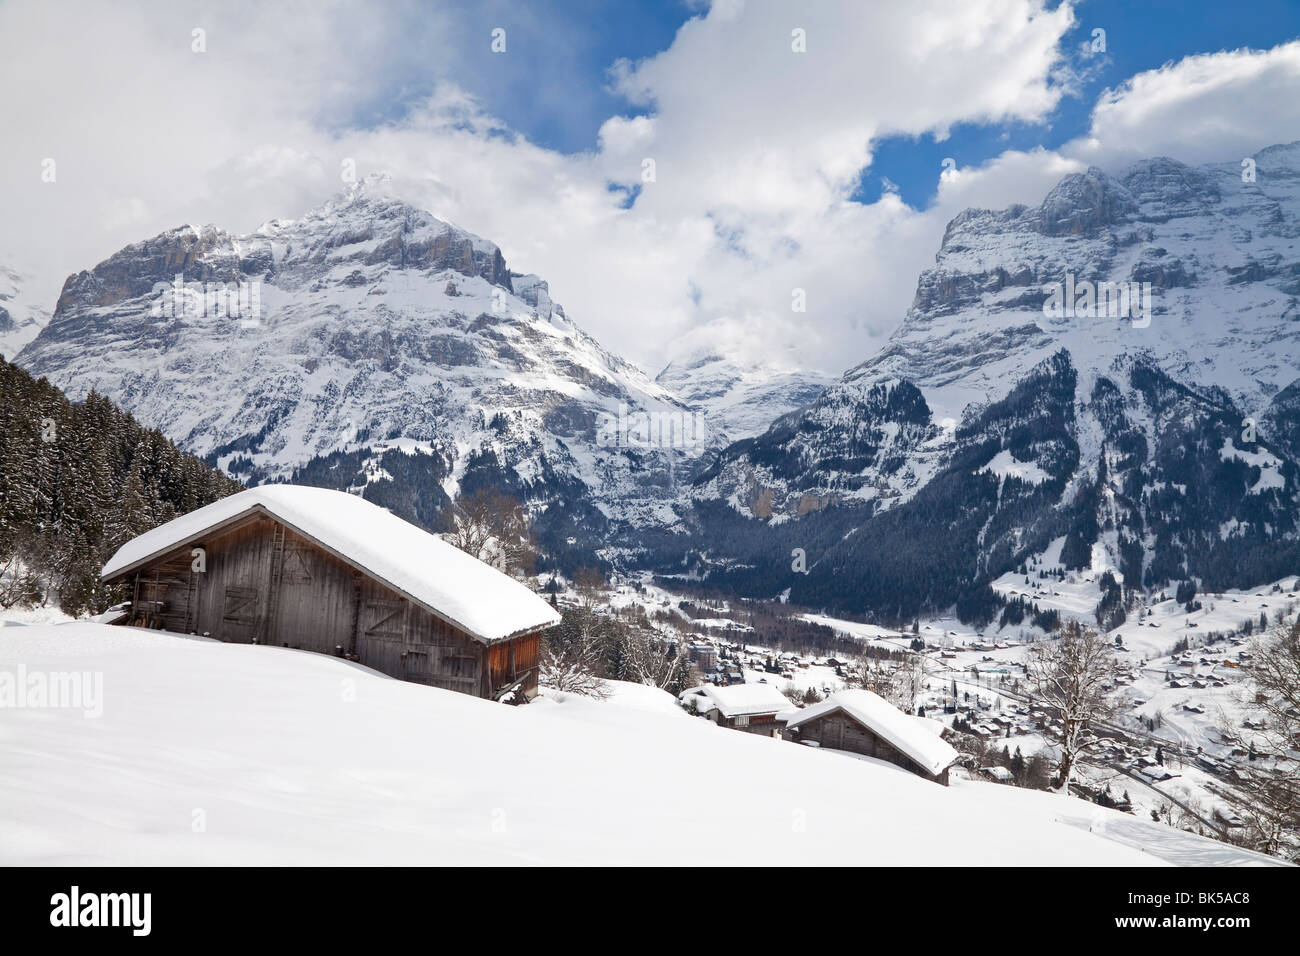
(0, 356, 241, 615)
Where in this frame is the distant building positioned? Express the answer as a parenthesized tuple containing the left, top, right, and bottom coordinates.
(680, 683, 792, 737)
(688, 642, 719, 671)
(783, 690, 960, 785)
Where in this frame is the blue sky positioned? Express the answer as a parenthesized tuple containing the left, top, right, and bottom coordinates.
(863, 0, 1300, 206)
(342, 0, 693, 149)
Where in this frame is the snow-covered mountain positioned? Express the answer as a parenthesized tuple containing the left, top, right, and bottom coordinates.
(684, 144, 1300, 618)
(16, 176, 700, 554)
(0, 262, 50, 359)
(655, 351, 832, 443)
(18, 145, 1300, 618)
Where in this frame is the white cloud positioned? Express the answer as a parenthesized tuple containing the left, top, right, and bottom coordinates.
(1078, 40, 1300, 166)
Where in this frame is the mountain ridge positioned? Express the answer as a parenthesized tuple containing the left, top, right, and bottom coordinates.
(16, 146, 1300, 618)
(674, 143, 1300, 620)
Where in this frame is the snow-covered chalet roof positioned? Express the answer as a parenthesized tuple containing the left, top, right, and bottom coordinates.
(784, 690, 959, 776)
(101, 485, 560, 644)
(698, 683, 793, 719)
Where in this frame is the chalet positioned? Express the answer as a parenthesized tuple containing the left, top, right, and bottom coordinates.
(680, 683, 792, 737)
(783, 689, 960, 785)
(100, 485, 560, 702)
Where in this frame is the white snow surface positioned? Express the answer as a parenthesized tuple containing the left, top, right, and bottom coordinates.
(3, 621, 1280, 865)
(785, 689, 961, 778)
(978, 449, 1051, 486)
(655, 351, 833, 443)
(101, 485, 559, 644)
(0, 261, 49, 359)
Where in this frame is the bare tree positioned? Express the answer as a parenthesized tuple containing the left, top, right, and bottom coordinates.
(540, 606, 611, 700)
(570, 566, 608, 608)
(1218, 615, 1300, 860)
(442, 488, 537, 577)
(869, 652, 925, 714)
(621, 627, 692, 693)
(0, 548, 43, 609)
(1025, 619, 1118, 792)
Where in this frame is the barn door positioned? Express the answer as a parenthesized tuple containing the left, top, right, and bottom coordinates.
(267, 542, 319, 650)
(355, 597, 408, 676)
(403, 647, 430, 682)
(221, 585, 262, 643)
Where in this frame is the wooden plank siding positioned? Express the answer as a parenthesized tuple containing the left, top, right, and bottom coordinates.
(118, 513, 547, 701)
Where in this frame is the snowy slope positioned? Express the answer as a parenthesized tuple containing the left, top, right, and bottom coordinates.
(655, 351, 832, 443)
(2, 621, 1278, 865)
(0, 262, 49, 359)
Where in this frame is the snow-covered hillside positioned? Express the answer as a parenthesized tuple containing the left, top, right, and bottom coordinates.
(0, 262, 49, 359)
(1, 621, 1279, 865)
(655, 351, 832, 443)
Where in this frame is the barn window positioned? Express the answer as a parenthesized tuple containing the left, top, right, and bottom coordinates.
(445, 655, 478, 678)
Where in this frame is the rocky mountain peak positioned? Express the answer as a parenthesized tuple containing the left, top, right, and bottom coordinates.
(259, 181, 514, 291)
(1029, 166, 1137, 237)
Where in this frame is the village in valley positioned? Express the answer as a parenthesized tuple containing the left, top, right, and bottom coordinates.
(584, 557, 1300, 849)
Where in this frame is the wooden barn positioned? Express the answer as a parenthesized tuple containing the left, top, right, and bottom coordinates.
(783, 690, 959, 785)
(679, 683, 792, 737)
(100, 485, 560, 702)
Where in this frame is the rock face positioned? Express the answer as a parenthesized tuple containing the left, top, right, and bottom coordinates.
(682, 144, 1300, 618)
(17, 176, 696, 558)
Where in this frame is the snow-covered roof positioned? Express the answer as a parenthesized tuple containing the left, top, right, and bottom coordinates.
(101, 485, 560, 644)
(700, 683, 792, 719)
(785, 690, 960, 777)
(911, 715, 947, 738)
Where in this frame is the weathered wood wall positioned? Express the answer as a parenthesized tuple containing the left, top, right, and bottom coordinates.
(120, 514, 545, 700)
(717, 712, 783, 737)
